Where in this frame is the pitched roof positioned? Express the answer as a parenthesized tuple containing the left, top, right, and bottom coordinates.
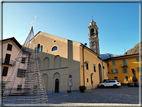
(2, 37, 22, 49)
(104, 53, 140, 61)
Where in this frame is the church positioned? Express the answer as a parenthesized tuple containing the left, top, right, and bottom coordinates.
(29, 19, 108, 93)
(2, 19, 108, 94)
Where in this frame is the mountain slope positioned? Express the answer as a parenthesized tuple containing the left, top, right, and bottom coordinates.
(125, 41, 142, 55)
(100, 53, 120, 60)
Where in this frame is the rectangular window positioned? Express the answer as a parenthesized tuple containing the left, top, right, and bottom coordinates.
(87, 78, 89, 83)
(112, 61, 115, 66)
(111, 69, 118, 74)
(136, 58, 139, 63)
(21, 58, 26, 63)
(17, 85, 22, 91)
(4, 54, 11, 64)
(124, 68, 127, 73)
(123, 60, 127, 66)
(86, 62, 89, 70)
(17, 69, 26, 78)
(126, 76, 128, 81)
(7, 44, 12, 51)
(2, 67, 9, 76)
(114, 77, 117, 80)
(94, 65, 96, 72)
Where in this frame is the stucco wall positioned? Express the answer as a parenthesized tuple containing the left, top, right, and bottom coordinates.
(2, 40, 27, 91)
(107, 56, 140, 83)
(31, 32, 81, 92)
(80, 45, 108, 90)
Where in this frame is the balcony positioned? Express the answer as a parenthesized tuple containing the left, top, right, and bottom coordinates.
(121, 64, 128, 68)
(1, 58, 16, 66)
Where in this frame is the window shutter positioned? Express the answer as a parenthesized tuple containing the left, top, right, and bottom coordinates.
(111, 69, 113, 74)
(116, 69, 118, 74)
(138, 67, 142, 72)
(123, 60, 126, 66)
(112, 61, 115, 65)
(125, 68, 127, 73)
(136, 58, 139, 63)
(137, 67, 139, 72)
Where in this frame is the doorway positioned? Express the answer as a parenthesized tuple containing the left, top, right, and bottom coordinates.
(55, 78, 59, 93)
(5, 54, 11, 64)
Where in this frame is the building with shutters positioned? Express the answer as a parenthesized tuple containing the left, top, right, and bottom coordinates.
(104, 53, 141, 84)
(1, 37, 25, 90)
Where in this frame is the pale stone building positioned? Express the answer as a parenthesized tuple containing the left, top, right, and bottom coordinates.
(2, 37, 28, 93)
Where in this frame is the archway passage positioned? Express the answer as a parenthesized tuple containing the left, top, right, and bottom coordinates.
(55, 79, 59, 93)
(98, 64, 102, 83)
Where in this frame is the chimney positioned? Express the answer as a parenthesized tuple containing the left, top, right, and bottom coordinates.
(109, 55, 111, 58)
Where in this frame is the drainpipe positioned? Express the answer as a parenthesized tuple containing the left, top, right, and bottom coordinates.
(102, 61, 104, 81)
(82, 45, 85, 86)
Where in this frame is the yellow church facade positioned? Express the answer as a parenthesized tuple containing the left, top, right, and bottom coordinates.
(28, 31, 108, 93)
(2, 20, 108, 94)
(104, 54, 141, 84)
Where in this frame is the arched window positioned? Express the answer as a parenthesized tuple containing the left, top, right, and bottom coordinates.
(43, 57, 49, 70)
(37, 44, 41, 53)
(52, 46, 57, 51)
(90, 29, 94, 35)
(37, 44, 43, 52)
(85, 62, 89, 70)
(54, 55, 61, 68)
(94, 65, 96, 72)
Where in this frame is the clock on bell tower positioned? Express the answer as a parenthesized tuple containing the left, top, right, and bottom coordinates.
(88, 19, 100, 56)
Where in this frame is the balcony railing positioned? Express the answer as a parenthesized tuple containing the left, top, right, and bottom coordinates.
(1, 58, 16, 66)
(121, 64, 128, 68)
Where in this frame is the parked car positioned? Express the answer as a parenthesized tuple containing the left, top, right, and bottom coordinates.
(99, 80, 121, 88)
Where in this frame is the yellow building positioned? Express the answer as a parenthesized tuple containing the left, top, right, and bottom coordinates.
(104, 54, 141, 84)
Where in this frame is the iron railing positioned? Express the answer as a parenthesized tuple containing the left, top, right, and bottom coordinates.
(1, 58, 16, 66)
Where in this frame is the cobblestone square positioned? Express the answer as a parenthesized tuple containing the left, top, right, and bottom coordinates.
(47, 86, 140, 104)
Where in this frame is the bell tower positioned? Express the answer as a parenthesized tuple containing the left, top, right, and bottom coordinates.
(88, 19, 100, 56)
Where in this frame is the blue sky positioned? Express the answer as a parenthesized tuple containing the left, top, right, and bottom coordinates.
(3, 3, 139, 55)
